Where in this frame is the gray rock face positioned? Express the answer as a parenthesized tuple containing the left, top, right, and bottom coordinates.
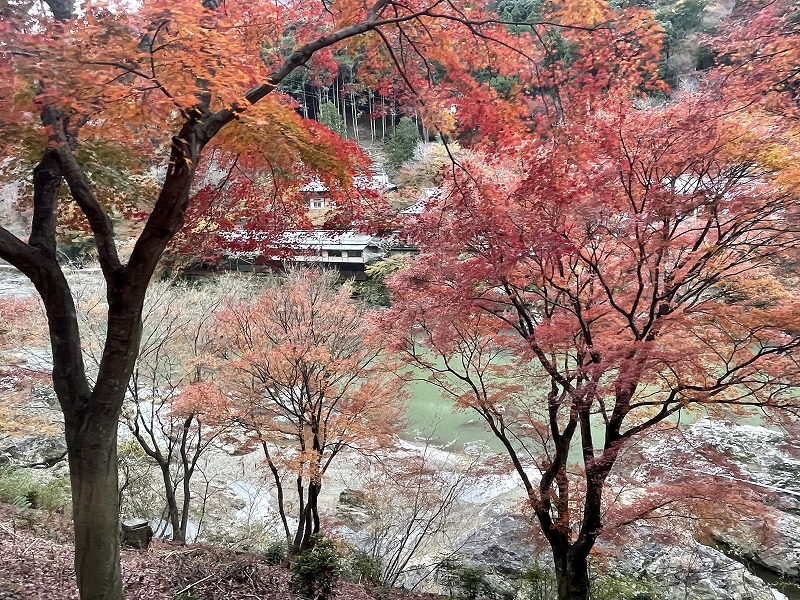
(337, 489, 372, 528)
(1, 435, 67, 468)
(689, 420, 800, 514)
(339, 488, 368, 508)
(459, 513, 541, 578)
(682, 421, 800, 583)
(605, 527, 784, 600)
(455, 514, 785, 600)
(711, 513, 800, 582)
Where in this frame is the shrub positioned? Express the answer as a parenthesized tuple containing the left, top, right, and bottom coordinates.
(0, 466, 69, 511)
(0, 466, 37, 507)
(35, 477, 71, 512)
(291, 535, 342, 600)
(341, 546, 382, 586)
(438, 558, 497, 600)
(518, 564, 557, 600)
(263, 540, 288, 566)
(590, 573, 661, 600)
(0, 466, 71, 527)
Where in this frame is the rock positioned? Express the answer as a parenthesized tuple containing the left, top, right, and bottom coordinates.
(121, 518, 153, 550)
(688, 420, 800, 513)
(459, 514, 540, 578)
(1, 435, 67, 468)
(455, 513, 543, 599)
(711, 513, 800, 582)
(339, 489, 368, 508)
(29, 384, 58, 408)
(337, 489, 371, 527)
(630, 419, 800, 591)
(601, 525, 787, 600)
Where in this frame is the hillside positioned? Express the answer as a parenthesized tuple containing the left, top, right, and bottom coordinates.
(0, 504, 437, 600)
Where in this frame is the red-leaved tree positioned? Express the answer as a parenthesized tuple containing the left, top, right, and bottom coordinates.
(384, 94, 800, 599)
(0, 0, 557, 595)
(216, 268, 405, 555)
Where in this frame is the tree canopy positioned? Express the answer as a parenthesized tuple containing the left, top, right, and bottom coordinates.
(1, 0, 798, 598)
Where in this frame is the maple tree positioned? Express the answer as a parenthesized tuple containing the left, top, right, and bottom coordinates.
(709, 0, 799, 120)
(215, 268, 404, 555)
(384, 93, 800, 600)
(0, 0, 555, 596)
(0, 0, 773, 596)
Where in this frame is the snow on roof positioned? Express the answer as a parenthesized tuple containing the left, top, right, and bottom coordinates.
(301, 175, 397, 193)
(220, 229, 378, 251)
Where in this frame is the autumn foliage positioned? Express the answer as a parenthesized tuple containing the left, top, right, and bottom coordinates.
(3, 0, 571, 595)
(1, 0, 798, 597)
(384, 89, 800, 598)
(216, 269, 405, 554)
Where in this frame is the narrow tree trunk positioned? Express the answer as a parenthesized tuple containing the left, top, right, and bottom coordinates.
(177, 416, 196, 544)
(309, 482, 321, 536)
(291, 475, 306, 556)
(262, 441, 291, 545)
(300, 492, 314, 552)
(158, 462, 183, 543)
(179, 475, 191, 544)
(292, 480, 321, 554)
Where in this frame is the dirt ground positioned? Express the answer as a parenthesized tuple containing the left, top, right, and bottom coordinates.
(0, 505, 440, 600)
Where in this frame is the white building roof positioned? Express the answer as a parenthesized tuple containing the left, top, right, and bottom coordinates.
(220, 229, 379, 253)
(301, 175, 397, 194)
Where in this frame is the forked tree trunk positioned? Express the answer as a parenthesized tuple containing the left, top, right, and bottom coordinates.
(290, 480, 322, 556)
(33, 119, 203, 598)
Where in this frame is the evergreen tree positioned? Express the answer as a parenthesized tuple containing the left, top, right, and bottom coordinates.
(387, 117, 420, 169)
(318, 101, 345, 136)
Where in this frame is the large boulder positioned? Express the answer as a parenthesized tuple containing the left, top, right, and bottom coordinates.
(458, 513, 541, 578)
(339, 489, 369, 508)
(711, 513, 800, 582)
(688, 420, 800, 513)
(337, 489, 372, 528)
(1, 435, 67, 468)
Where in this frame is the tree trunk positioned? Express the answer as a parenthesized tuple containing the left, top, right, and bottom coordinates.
(65, 409, 124, 600)
(179, 471, 191, 544)
(554, 551, 591, 600)
(262, 442, 291, 545)
(310, 482, 320, 537)
(291, 481, 322, 555)
(158, 462, 183, 544)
